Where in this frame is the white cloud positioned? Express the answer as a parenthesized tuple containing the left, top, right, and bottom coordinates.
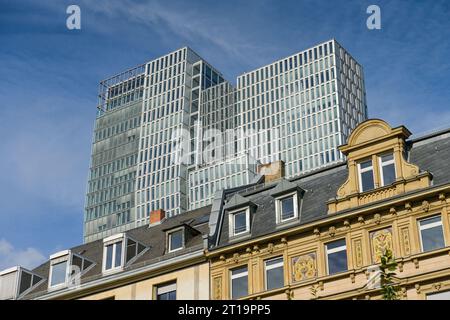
(0, 239, 46, 270)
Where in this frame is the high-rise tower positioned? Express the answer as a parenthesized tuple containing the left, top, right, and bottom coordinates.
(84, 40, 367, 242)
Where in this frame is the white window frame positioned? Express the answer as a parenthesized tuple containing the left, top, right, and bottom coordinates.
(325, 239, 347, 275)
(102, 234, 125, 273)
(378, 153, 396, 187)
(357, 159, 374, 192)
(228, 207, 250, 237)
(418, 215, 445, 252)
(230, 266, 248, 299)
(48, 250, 70, 290)
(168, 227, 185, 253)
(275, 192, 298, 224)
(48, 250, 95, 290)
(156, 281, 177, 300)
(264, 256, 284, 290)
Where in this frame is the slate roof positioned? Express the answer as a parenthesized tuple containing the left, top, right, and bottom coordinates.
(22, 205, 211, 299)
(213, 129, 450, 249)
(15, 128, 450, 299)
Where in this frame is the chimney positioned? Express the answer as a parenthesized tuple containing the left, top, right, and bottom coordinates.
(257, 160, 285, 183)
(150, 209, 165, 225)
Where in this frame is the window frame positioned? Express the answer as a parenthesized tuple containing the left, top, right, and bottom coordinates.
(325, 239, 348, 275)
(48, 250, 95, 290)
(48, 251, 70, 290)
(357, 158, 375, 192)
(102, 236, 125, 273)
(275, 191, 299, 224)
(228, 207, 251, 237)
(230, 265, 249, 300)
(155, 281, 177, 300)
(264, 256, 284, 290)
(167, 227, 185, 253)
(378, 153, 396, 187)
(418, 215, 445, 252)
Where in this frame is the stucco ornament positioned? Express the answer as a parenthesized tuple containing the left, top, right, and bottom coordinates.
(371, 228, 393, 263)
(292, 253, 317, 282)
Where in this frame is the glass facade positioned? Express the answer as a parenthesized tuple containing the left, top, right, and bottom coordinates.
(84, 40, 367, 242)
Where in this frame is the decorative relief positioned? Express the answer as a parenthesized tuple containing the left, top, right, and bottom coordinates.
(291, 253, 317, 282)
(373, 213, 382, 225)
(328, 226, 336, 237)
(421, 200, 430, 212)
(401, 228, 411, 256)
(405, 202, 412, 212)
(213, 277, 222, 300)
(371, 228, 393, 263)
(354, 239, 363, 268)
(359, 187, 396, 205)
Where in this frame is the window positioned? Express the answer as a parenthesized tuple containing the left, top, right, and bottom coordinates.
(230, 266, 248, 299)
(264, 257, 284, 290)
(156, 282, 177, 300)
(126, 238, 147, 263)
(427, 290, 450, 300)
(326, 239, 348, 275)
(276, 193, 298, 223)
(50, 260, 68, 287)
(379, 153, 396, 186)
(104, 241, 123, 271)
(419, 215, 445, 252)
(358, 159, 374, 192)
(48, 250, 94, 289)
(229, 208, 250, 237)
(0, 267, 44, 300)
(103, 234, 146, 273)
(168, 229, 184, 252)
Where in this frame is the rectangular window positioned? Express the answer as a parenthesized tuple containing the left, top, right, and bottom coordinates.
(419, 215, 445, 252)
(358, 159, 374, 192)
(156, 282, 177, 300)
(168, 229, 184, 252)
(230, 209, 250, 236)
(326, 239, 348, 275)
(276, 193, 298, 224)
(281, 197, 295, 220)
(50, 261, 67, 287)
(104, 241, 123, 271)
(427, 290, 450, 300)
(264, 257, 284, 290)
(230, 266, 248, 299)
(379, 153, 396, 186)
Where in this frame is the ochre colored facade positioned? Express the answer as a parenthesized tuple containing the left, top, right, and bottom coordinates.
(79, 262, 210, 300)
(208, 119, 450, 300)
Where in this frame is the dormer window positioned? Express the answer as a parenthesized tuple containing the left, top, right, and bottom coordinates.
(379, 153, 396, 186)
(104, 241, 123, 271)
(48, 250, 94, 290)
(103, 234, 147, 273)
(168, 228, 184, 252)
(275, 192, 298, 224)
(0, 267, 44, 300)
(270, 179, 303, 225)
(229, 208, 250, 237)
(357, 159, 374, 192)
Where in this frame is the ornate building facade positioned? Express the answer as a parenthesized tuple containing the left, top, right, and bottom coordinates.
(1, 119, 450, 300)
(207, 119, 450, 300)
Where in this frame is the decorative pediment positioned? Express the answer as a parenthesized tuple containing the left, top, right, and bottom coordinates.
(328, 119, 432, 213)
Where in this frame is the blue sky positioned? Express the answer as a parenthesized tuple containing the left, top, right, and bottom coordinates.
(0, 0, 449, 270)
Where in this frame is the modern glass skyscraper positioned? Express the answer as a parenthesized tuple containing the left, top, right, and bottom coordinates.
(84, 40, 367, 242)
